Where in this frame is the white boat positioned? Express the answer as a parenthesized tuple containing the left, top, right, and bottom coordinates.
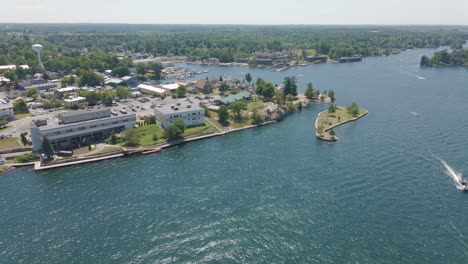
(410, 112, 421, 117)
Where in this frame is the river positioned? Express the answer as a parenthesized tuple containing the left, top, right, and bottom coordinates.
(1, 48, 468, 263)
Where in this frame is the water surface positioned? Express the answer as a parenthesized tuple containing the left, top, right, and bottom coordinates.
(1, 49, 468, 263)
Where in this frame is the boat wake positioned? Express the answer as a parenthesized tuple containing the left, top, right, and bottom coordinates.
(439, 158, 465, 190)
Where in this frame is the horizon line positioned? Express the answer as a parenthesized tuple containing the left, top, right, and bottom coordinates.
(1, 22, 468, 27)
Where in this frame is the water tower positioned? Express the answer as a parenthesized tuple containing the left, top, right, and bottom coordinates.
(32, 44, 44, 68)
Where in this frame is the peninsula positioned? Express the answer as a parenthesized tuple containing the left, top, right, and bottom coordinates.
(315, 103, 368, 141)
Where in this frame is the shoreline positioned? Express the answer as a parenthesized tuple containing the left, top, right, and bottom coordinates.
(29, 121, 277, 172)
(315, 108, 368, 141)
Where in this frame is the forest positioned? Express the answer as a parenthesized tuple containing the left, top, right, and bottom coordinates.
(1, 24, 467, 74)
(420, 48, 468, 67)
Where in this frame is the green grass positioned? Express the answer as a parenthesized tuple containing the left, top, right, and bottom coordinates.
(318, 107, 367, 130)
(248, 101, 265, 112)
(14, 113, 31, 119)
(0, 126, 10, 132)
(0, 137, 22, 151)
(135, 124, 166, 146)
(183, 122, 217, 137)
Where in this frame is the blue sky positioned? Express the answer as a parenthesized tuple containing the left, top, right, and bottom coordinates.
(2, 0, 468, 25)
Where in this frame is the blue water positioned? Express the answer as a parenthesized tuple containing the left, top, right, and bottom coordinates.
(1, 49, 468, 263)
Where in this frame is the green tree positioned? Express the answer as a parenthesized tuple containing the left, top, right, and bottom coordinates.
(305, 82, 315, 99)
(78, 70, 104, 87)
(164, 119, 186, 141)
(100, 90, 115, 107)
(219, 82, 229, 94)
(200, 105, 211, 117)
(122, 129, 140, 146)
(13, 99, 29, 114)
(218, 105, 229, 124)
(148, 62, 164, 80)
(116, 86, 130, 100)
(25, 88, 38, 98)
(42, 137, 54, 158)
(229, 100, 247, 118)
(328, 104, 336, 113)
(177, 85, 187, 98)
(112, 66, 130, 78)
(262, 83, 276, 99)
(347, 102, 360, 116)
(108, 130, 117, 145)
(20, 133, 28, 145)
(219, 75, 223, 82)
(328, 89, 336, 102)
(60, 75, 76, 87)
(283, 76, 298, 96)
(69, 103, 80, 110)
(136, 63, 147, 75)
(245, 73, 252, 84)
(420, 55, 430, 67)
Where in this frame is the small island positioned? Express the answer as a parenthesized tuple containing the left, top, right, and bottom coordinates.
(315, 102, 368, 141)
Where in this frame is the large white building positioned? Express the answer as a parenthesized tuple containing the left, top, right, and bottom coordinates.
(0, 103, 14, 120)
(153, 99, 205, 129)
(30, 108, 136, 151)
(137, 84, 169, 96)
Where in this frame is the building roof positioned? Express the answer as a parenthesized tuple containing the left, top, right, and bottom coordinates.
(58, 108, 111, 124)
(194, 79, 208, 89)
(56, 86, 79, 93)
(154, 99, 203, 115)
(160, 83, 179, 91)
(217, 92, 251, 105)
(138, 84, 167, 94)
(35, 113, 136, 131)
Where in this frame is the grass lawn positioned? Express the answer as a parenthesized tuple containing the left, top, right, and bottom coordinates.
(0, 126, 10, 132)
(317, 107, 367, 130)
(229, 114, 253, 129)
(14, 113, 32, 119)
(135, 124, 166, 146)
(0, 137, 22, 151)
(183, 122, 217, 137)
(248, 101, 265, 112)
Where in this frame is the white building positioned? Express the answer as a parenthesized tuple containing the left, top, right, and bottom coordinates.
(153, 98, 205, 129)
(0, 65, 29, 74)
(0, 103, 14, 120)
(30, 108, 136, 151)
(159, 83, 179, 93)
(137, 84, 169, 96)
(63, 96, 86, 107)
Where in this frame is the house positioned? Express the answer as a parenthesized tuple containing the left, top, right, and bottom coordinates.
(193, 79, 213, 94)
(105, 78, 123, 87)
(120, 76, 138, 86)
(30, 108, 136, 151)
(153, 98, 205, 129)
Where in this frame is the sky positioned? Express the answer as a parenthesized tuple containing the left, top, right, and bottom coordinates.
(2, 0, 468, 25)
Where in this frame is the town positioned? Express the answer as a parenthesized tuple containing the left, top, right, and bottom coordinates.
(0, 44, 336, 172)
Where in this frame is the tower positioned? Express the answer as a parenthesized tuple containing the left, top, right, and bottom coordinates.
(32, 44, 44, 69)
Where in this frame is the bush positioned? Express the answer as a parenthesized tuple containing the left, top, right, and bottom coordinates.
(14, 153, 40, 163)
